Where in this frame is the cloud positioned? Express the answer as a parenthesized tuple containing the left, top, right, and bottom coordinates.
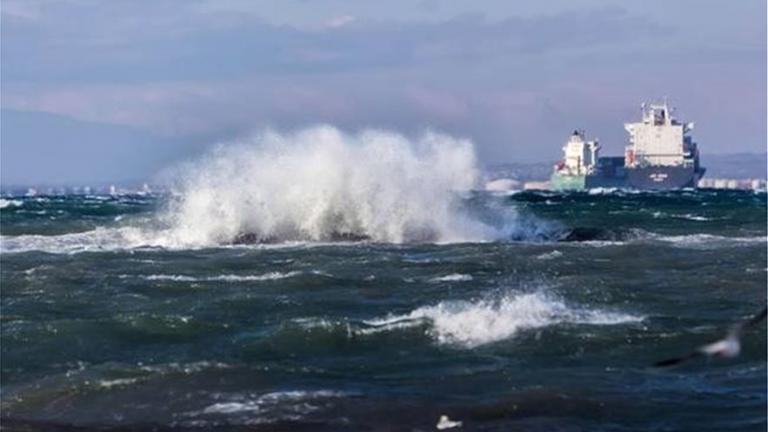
(1, 0, 765, 183)
(2, 5, 669, 83)
(324, 15, 356, 29)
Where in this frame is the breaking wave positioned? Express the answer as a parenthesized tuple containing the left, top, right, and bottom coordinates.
(0, 199, 23, 209)
(159, 126, 497, 245)
(429, 273, 474, 282)
(1, 126, 556, 252)
(297, 291, 642, 348)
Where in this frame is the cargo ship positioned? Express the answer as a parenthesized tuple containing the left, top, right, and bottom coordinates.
(551, 101, 706, 190)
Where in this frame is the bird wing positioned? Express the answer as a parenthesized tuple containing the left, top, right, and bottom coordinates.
(725, 306, 766, 338)
(653, 306, 766, 368)
(653, 350, 704, 367)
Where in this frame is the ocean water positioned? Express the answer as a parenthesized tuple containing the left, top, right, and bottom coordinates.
(1, 188, 765, 431)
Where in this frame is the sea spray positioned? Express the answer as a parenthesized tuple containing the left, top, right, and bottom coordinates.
(0, 126, 557, 252)
(161, 126, 494, 244)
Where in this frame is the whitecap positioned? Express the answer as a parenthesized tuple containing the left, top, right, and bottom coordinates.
(98, 378, 140, 389)
(587, 187, 620, 195)
(536, 250, 563, 260)
(197, 390, 346, 416)
(655, 234, 767, 248)
(136, 271, 302, 283)
(208, 271, 301, 282)
(0, 227, 314, 254)
(137, 361, 231, 375)
(0, 199, 23, 209)
(362, 291, 642, 348)
(673, 214, 712, 221)
(429, 273, 474, 282)
(144, 274, 198, 282)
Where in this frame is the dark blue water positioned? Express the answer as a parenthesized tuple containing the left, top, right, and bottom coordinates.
(1, 190, 766, 431)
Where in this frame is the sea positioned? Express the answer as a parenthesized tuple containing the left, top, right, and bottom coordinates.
(0, 127, 765, 431)
(1, 188, 765, 431)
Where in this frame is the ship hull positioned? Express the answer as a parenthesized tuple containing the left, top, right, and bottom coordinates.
(550, 174, 586, 190)
(625, 165, 703, 190)
(550, 165, 705, 190)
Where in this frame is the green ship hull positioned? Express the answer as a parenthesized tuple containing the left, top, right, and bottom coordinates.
(550, 173, 586, 190)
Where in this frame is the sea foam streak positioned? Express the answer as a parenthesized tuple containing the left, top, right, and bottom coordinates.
(137, 271, 301, 282)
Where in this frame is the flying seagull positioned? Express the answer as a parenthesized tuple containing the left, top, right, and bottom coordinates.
(654, 307, 767, 367)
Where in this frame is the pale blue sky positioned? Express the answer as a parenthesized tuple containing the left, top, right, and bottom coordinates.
(2, 0, 765, 184)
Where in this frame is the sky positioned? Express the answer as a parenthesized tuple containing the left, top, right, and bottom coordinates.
(1, 0, 766, 184)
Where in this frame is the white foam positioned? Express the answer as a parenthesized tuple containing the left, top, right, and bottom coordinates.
(656, 234, 767, 248)
(430, 273, 474, 282)
(137, 271, 302, 283)
(536, 250, 563, 260)
(143, 274, 198, 282)
(0, 127, 557, 253)
(208, 271, 302, 282)
(674, 214, 713, 222)
(0, 228, 139, 254)
(587, 187, 620, 195)
(199, 390, 345, 415)
(98, 378, 140, 389)
(0, 228, 309, 254)
(157, 126, 507, 245)
(0, 199, 23, 209)
(138, 361, 232, 375)
(363, 291, 642, 348)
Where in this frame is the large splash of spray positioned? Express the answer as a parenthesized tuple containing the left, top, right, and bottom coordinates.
(0, 126, 558, 253)
(161, 126, 498, 245)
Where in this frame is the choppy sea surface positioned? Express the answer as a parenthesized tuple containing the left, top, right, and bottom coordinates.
(1, 190, 766, 431)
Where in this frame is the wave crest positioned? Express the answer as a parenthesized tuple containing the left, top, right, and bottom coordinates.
(375, 292, 641, 348)
(161, 126, 491, 245)
(293, 291, 643, 348)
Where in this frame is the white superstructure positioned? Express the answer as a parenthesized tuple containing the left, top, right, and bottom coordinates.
(558, 130, 599, 176)
(624, 101, 695, 168)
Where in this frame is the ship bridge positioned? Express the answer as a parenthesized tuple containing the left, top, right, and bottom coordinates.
(624, 101, 695, 168)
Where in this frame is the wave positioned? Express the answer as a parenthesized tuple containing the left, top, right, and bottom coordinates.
(157, 126, 491, 245)
(198, 390, 346, 416)
(650, 211, 715, 221)
(0, 199, 23, 209)
(1, 127, 559, 251)
(429, 273, 474, 282)
(654, 234, 767, 248)
(298, 291, 642, 348)
(536, 250, 563, 260)
(672, 213, 713, 221)
(177, 389, 350, 426)
(0, 228, 314, 254)
(134, 271, 302, 282)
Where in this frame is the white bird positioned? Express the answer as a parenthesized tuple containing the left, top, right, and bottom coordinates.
(436, 414, 463, 430)
(654, 307, 766, 367)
